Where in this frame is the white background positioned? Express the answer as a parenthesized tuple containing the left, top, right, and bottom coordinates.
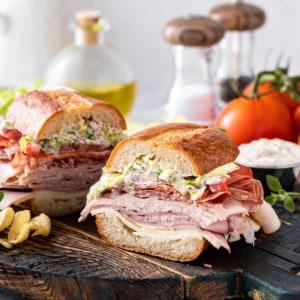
(0, 0, 300, 109)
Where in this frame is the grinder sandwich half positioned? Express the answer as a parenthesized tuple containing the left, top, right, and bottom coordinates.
(0, 89, 126, 216)
(79, 123, 281, 262)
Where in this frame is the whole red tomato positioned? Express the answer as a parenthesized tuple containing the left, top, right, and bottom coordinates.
(244, 81, 299, 114)
(293, 104, 300, 144)
(215, 95, 294, 146)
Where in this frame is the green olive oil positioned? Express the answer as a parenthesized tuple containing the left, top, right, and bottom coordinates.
(65, 81, 136, 116)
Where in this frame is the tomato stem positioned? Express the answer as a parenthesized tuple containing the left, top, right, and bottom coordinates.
(250, 67, 300, 100)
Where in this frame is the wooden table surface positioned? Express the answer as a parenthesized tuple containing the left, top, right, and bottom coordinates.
(0, 203, 299, 300)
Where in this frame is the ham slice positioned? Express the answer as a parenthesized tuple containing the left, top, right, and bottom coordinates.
(0, 142, 111, 192)
(79, 194, 250, 227)
(80, 189, 258, 248)
(0, 161, 23, 188)
(0, 190, 33, 210)
(80, 172, 280, 252)
(89, 207, 231, 252)
(0, 157, 106, 192)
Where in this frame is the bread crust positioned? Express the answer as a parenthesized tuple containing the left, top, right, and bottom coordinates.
(95, 213, 209, 262)
(5, 89, 126, 139)
(106, 123, 239, 175)
(22, 190, 88, 217)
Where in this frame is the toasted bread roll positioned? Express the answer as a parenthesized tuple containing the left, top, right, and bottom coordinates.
(0, 89, 127, 217)
(5, 89, 126, 140)
(106, 123, 239, 176)
(96, 213, 209, 262)
(81, 123, 280, 262)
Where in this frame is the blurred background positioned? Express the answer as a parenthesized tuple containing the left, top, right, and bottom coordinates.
(0, 0, 299, 119)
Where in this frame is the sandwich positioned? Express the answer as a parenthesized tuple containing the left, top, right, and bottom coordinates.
(79, 123, 281, 262)
(0, 89, 126, 216)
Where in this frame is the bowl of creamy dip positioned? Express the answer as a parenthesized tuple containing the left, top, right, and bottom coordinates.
(236, 138, 300, 195)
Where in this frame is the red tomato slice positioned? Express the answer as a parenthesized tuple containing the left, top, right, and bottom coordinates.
(24, 143, 42, 157)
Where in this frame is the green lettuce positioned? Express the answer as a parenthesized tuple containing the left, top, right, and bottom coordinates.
(0, 79, 42, 115)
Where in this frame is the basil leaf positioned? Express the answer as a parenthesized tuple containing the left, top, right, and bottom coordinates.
(0, 191, 3, 202)
(265, 194, 277, 205)
(266, 175, 282, 192)
(283, 196, 295, 213)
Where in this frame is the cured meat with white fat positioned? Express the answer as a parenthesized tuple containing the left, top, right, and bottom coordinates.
(79, 171, 280, 251)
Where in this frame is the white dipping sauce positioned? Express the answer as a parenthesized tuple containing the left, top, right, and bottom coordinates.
(236, 138, 300, 167)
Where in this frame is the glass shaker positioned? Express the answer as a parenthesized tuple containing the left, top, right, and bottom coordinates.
(44, 10, 136, 117)
(162, 15, 224, 125)
(209, 0, 265, 110)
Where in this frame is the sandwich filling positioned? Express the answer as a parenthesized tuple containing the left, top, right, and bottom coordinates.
(80, 155, 278, 252)
(0, 116, 124, 193)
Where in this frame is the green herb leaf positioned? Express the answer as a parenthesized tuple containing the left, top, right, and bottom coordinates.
(266, 175, 282, 192)
(0, 191, 3, 202)
(265, 175, 299, 213)
(265, 194, 277, 205)
(283, 195, 295, 213)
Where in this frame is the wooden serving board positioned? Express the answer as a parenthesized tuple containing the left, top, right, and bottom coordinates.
(0, 204, 299, 300)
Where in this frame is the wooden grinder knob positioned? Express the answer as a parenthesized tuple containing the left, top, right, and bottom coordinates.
(209, 1, 265, 31)
(163, 15, 225, 47)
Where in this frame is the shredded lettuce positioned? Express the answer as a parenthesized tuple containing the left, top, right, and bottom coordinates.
(88, 156, 239, 201)
(0, 79, 42, 116)
(19, 135, 34, 152)
(107, 132, 121, 146)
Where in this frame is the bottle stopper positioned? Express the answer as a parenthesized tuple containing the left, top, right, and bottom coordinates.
(75, 10, 101, 27)
(208, 1, 265, 31)
(74, 10, 101, 45)
(163, 15, 225, 47)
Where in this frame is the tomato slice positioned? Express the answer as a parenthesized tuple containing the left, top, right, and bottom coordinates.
(209, 178, 228, 193)
(24, 143, 42, 157)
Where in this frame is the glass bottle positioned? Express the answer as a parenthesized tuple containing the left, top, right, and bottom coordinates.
(162, 15, 224, 125)
(209, 0, 265, 111)
(44, 10, 136, 117)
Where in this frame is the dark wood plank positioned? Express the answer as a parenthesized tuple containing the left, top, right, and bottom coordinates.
(275, 203, 300, 227)
(0, 217, 184, 300)
(0, 209, 299, 299)
(236, 207, 300, 299)
(59, 215, 246, 298)
(255, 224, 300, 264)
(240, 246, 300, 299)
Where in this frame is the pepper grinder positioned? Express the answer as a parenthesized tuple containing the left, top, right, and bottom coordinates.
(209, 0, 265, 110)
(162, 15, 224, 125)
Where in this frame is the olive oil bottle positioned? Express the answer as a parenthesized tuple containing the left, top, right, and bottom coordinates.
(44, 10, 136, 117)
(64, 81, 136, 116)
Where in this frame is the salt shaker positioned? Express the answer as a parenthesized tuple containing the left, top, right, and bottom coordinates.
(209, 0, 265, 110)
(162, 15, 224, 125)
